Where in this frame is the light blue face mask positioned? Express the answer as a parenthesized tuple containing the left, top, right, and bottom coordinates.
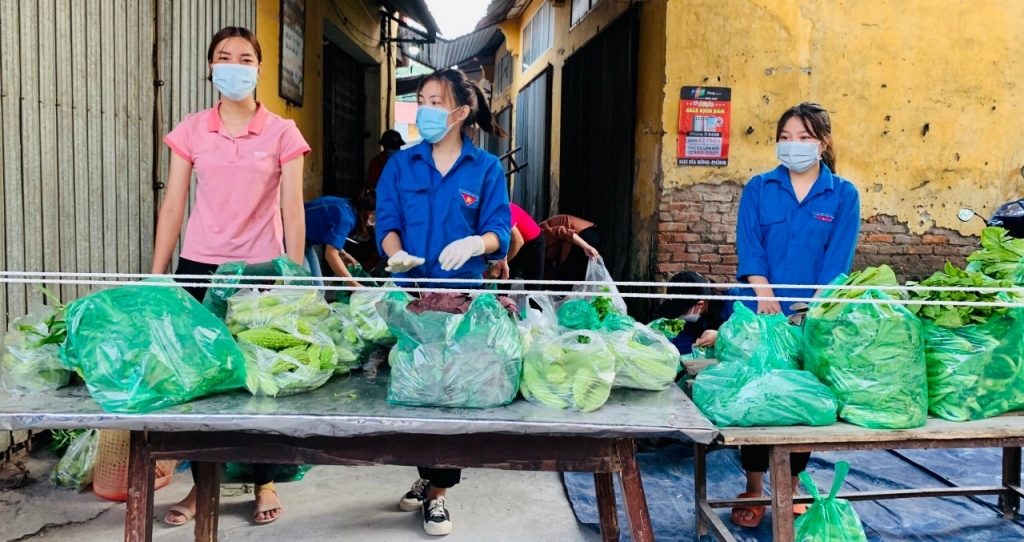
(776, 141, 821, 173)
(416, 105, 459, 144)
(212, 63, 258, 102)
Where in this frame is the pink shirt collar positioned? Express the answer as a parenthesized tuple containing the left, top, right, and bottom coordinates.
(206, 101, 270, 135)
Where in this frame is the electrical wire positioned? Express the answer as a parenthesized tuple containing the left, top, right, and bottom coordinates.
(329, 0, 381, 48)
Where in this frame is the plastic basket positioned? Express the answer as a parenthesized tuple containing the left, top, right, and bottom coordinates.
(92, 429, 176, 502)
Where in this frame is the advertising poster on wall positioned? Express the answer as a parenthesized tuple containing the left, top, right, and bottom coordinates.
(677, 86, 731, 167)
(280, 0, 306, 105)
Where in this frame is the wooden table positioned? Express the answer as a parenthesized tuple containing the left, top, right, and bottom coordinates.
(693, 414, 1024, 542)
(0, 375, 717, 542)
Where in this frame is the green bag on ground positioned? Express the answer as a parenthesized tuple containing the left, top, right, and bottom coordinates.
(381, 293, 523, 408)
(51, 429, 99, 491)
(607, 323, 680, 391)
(692, 360, 838, 427)
(795, 461, 868, 542)
(717, 303, 801, 370)
(521, 329, 617, 412)
(2, 304, 71, 394)
(804, 268, 928, 429)
(558, 299, 601, 331)
(924, 312, 1024, 421)
(60, 281, 247, 413)
(203, 256, 311, 320)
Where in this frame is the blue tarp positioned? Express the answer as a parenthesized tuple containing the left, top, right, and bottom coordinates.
(563, 444, 1024, 541)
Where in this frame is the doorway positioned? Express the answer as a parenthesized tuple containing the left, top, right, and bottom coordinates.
(323, 39, 366, 198)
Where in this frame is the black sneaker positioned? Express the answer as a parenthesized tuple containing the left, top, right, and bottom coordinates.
(422, 497, 452, 536)
(399, 478, 430, 512)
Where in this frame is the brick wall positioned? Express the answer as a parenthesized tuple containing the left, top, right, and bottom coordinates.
(656, 183, 976, 284)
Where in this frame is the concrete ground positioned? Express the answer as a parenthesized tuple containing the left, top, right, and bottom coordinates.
(3, 453, 601, 541)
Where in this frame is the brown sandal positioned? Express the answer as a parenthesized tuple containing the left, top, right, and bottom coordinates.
(731, 492, 766, 528)
(253, 483, 282, 525)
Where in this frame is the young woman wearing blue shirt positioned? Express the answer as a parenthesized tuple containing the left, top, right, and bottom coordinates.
(731, 103, 860, 528)
(375, 68, 511, 536)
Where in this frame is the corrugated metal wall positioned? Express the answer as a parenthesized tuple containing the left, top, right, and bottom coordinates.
(156, 0, 256, 269)
(513, 68, 552, 221)
(0, 0, 255, 336)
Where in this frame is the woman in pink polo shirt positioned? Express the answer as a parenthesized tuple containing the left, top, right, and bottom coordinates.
(151, 27, 308, 527)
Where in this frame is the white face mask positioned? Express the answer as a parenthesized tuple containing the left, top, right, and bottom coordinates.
(776, 141, 821, 173)
(681, 313, 700, 323)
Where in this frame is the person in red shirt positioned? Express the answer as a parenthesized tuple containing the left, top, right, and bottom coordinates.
(366, 129, 405, 189)
(505, 203, 545, 289)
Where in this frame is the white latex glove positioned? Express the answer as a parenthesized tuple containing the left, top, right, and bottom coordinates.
(438, 235, 486, 271)
(385, 250, 425, 273)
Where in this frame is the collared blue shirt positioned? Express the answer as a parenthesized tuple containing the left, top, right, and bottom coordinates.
(736, 164, 860, 315)
(304, 196, 356, 251)
(375, 136, 511, 287)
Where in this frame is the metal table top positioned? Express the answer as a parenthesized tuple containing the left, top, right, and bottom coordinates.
(0, 373, 718, 443)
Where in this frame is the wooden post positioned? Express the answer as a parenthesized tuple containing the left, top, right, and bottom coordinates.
(770, 446, 795, 542)
(125, 431, 154, 542)
(616, 439, 654, 542)
(1003, 446, 1022, 519)
(594, 472, 620, 542)
(694, 443, 708, 538)
(193, 462, 222, 542)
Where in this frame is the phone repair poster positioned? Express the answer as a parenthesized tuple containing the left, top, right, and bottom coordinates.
(677, 86, 732, 167)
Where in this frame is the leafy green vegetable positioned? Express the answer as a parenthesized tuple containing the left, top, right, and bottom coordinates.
(50, 429, 99, 491)
(49, 429, 86, 457)
(606, 323, 681, 391)
(805, 267, 928, 429)
(966, 227, 1024, 281)
(907, 262, 1019, 328)
(521, 330, 616, 412)
(2, 303, 72, 394)
(648, 318, 686, 339)
(591, 295, 618, 321)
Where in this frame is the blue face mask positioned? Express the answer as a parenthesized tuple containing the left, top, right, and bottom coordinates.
(776, 141, 821, 173)
(212, 64, 258, 102)
(416, 105, 459, 144)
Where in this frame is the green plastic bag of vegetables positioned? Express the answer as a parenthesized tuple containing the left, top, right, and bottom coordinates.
(595, 312, 637, 333)
(924, 312, 1024, 421)
(804, 267, 928, 429)
(717, 302, 802, 370)
(203, 256, 311, 320)
(2, 304, 71, 394)
(350, 286, 411, 346)
(521, 329, 617, 412)
(51, 429, 99, 491)
(795, 461, 868, 542)
(607, 323, 681, 391)
(318, 302, 370, 373)
(382, 292, 524, 408)
(225, 288, 332, 336)
(571, 256, 628, 315)
(692, 360, 838, 427)
(558, 298, 601, 330)
(237, 317, 339, 397)
(60, 281, 247, 413)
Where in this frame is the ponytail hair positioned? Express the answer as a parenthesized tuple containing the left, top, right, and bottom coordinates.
(419, 68, 507, 139)
(776, 102, 836, 173)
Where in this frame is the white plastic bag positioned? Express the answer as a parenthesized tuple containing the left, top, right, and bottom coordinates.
(51, 429, 99, 491)
(572, 257, 627, 315)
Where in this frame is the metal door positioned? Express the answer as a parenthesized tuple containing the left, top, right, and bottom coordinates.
(513, 67, 552, 221)
(323, 40, 366, 198)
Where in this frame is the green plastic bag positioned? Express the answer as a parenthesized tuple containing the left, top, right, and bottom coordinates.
(795, 461, 868, 542)
(203, 256, 311, 320)
(224, 463, 312, 483)
(318, 302, 370, 373)
(2, 304, 71, 394)
(225, 288, 332, 336)
(607, 323, 681, 391)
(717, 303, 802, 371)
(50, 429, 99, 491)
(594, 312, 637, 333)
(381, 293, 523, 408)
(558, 299, 601, 330)
(924, 312, 1024, 421)
(680, 346, 714, 361)
(692, 361, 837, 427)
(805, 272, 928, 430)
(60, 280, 247, 413)
(350, 286, 411, 346)
(521, 329, 617, 412)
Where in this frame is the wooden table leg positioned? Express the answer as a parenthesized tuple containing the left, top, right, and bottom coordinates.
(1003, 446, 1022, 519)
(770, 446, 795, 542)
(193, 462, 222, 542)
(616, 439, 654, 542)
(594, 472, 620, 542)
(694, 443, 708, 539)
(125, 431, 155, 542)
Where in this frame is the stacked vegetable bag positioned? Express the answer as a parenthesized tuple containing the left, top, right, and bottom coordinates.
(2, 303, 71, 394)
(380, 292, 523, 408)
(319, 302, 370, 373)
(693, 303, 837, 427)
(203, 256, 311, 320)
(804, 266, 928, 429)
(60, 280, 247, 412)
(226, 289, 340, 397)
(909, 262, 1024, 421)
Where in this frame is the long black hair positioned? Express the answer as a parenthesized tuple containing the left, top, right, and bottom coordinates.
(776, 102, 836, 173)
(418, 68, 507, 139)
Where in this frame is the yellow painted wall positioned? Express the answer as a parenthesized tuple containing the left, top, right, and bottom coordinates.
(256, 0, 394, 198)
(661, 0, 1024, 234)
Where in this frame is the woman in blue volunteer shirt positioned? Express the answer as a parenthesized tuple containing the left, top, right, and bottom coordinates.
(303, 195, 361, 288)
(375, 68, 511, 537)
(731, 103, 860, 528)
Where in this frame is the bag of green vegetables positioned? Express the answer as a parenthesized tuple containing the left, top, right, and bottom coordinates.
(2, 304, 71, 394)
(521, 329, 617, 412)
(203, 256, 311, 320)
(50, 429, 99, 491)
(794, 461, 868, 542)
(716, 303, 802, 371)
(606, 323, 681, 391)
